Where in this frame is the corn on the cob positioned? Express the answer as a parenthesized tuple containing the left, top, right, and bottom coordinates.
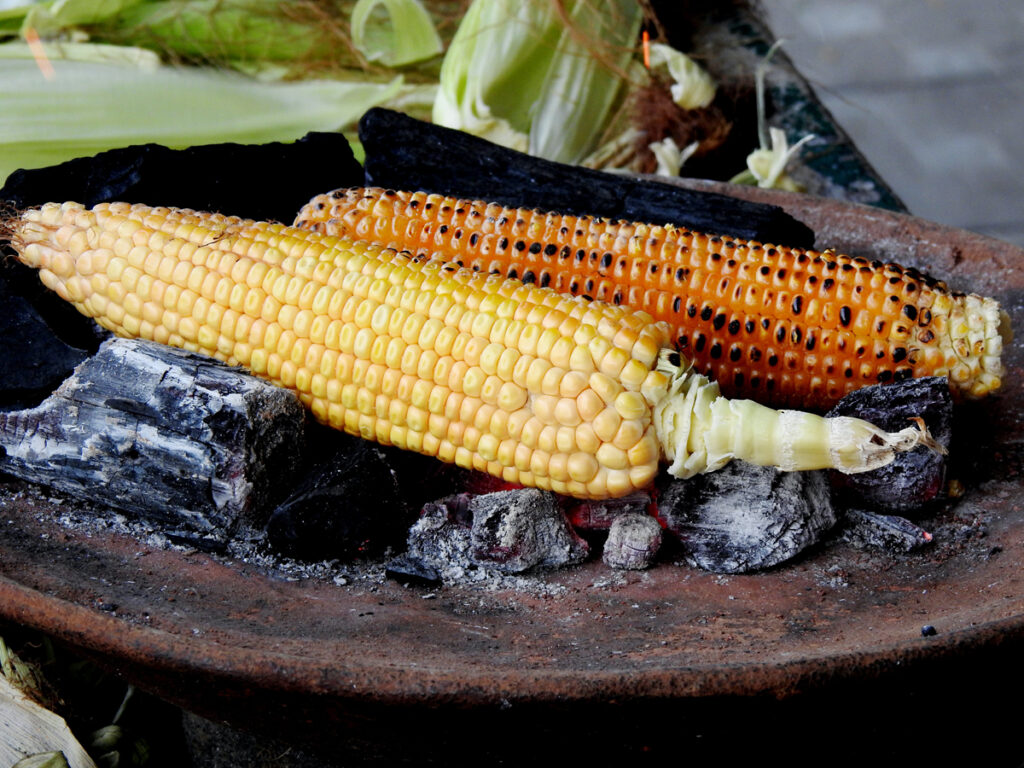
(295, 187, 1008, 409)
(6, 201, 938, 500)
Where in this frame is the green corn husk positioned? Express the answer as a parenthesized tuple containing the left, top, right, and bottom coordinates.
(91, 0, 349, 66)
(351, 0, 442, 66)
(0, 39, 435, 183)
(433, 0, 643, 165)
(4, 0, 448, 75)
(19, 0, 146, 38)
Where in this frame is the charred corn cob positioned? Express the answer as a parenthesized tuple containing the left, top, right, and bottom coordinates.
(5, 202, 937, 500)
(295, 187, 1007, 409)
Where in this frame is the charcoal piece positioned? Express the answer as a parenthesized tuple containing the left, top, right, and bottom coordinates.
(403, 498, 477, 581)
(468, 488, 589, 573)
(656, 463, 836, 573)
(265, 434, 425, 561)
(0, 338, 304, 538)
(358, 108, 815, 247)
(384, 552, 442, 587)
(602, 513, 663, 570)
(1, 256, 108, 363)
(567, 491, 652, 530)
(0, 132, 362, 223)
(838, 509, 934, 553)
(402, 489, 589, 580)
(0, 276, 88, 410)
(827, 377, 953, 516)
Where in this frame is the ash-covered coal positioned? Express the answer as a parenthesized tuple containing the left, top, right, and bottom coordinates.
(0, 338, 305, 542)
(393, 488, 588, 585)
(828, 377, 953, 516)
(837, 509, 934, 553)
(656, 463, 837, 573)
(602, 512, 663, 570)
(470, 488, 589, 571)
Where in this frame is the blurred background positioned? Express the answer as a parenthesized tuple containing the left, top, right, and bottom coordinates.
(761, 0, 1024, 247)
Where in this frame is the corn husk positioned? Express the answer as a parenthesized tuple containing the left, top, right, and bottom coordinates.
(0, 39, 433, 183)
(351, 0, 442, 66)
(0, 641, 96, 768)
(433, 0, 642, 165)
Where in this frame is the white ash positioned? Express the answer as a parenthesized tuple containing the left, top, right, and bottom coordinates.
(602, 513, 662, 570)
(656, 462, 837, 574)
(400, 489, 587, 590)
(7, 480, 390, 588)
(838, 509, 933, 553)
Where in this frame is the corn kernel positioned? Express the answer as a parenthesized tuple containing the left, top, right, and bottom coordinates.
(567, 452, 599, 483)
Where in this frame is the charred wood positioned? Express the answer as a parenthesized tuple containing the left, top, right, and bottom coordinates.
(266, 429, 444, 561)
(0, 133, 363, 224)
(468, 489, 589, 572)
(656, 463, 836, 573)
(0, 338, 304, 540)
(828, 377, 953, 516)
(0, 276, 88, 410)
(399, 495, 477, 583)
(358, 108, 815, 247)
(838, 509, 934, 553)
(398, 489, 588, 583)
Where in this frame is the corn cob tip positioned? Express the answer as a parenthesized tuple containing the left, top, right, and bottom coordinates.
(652, 349, 942, 478)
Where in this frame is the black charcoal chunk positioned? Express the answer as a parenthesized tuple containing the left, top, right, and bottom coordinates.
(0, 275, 88, 410)
(827, 377, 953, 516)
(0, 338, 304, 538)
(602, 513, 663, 570)
(385, 552, 442, 587)
(358, 108, 815, 247)
(1, 133, 363, 223)
(468, 489, 589, 573)
(266, 433, 425, 561)
(838, 509, 933, 553)
(656, 463, 836, 573)
(567, 490, 651, 530)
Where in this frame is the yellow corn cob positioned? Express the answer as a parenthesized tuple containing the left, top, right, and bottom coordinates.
(5, 202, 938, 500)
(295, 187, 1008, 409)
